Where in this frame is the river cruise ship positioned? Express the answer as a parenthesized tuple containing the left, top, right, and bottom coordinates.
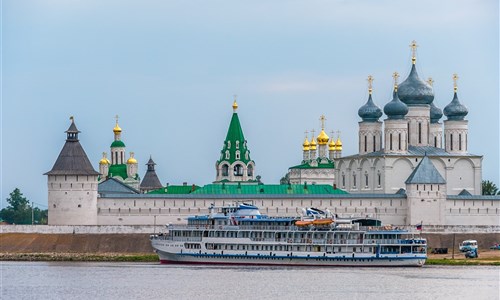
(150, 202, 427, 267)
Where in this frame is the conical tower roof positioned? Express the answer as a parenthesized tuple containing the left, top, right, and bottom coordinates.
(45, 118, 99, 176)
(140, 156, 162, 191)
(217, 101, 252, 164)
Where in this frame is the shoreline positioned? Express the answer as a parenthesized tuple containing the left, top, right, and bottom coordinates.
(1, 252, 499, 265)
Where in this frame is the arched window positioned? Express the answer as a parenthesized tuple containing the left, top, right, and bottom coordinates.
(247, 164, 253, 176)
(342, 173, 345, 187)
(373, 135, 376, 152)
(459, 134, 462, 151)
(353, 173, 357, 188)
(377, 171, 381, 187)
(235, 150, 240, 160)
(364, 136, 367, 152)
(234, 164, 243, 176)
(434, 136, 437, 148)
(222, 165, 229, 176)
(364, 172, 369, 188)
(450, 134, 453, 151)
(390, 133, 393, 150)
(245, 151, 249, 160)
(398, 133, 402, 150)
(225, 150, 230, 160)
(227, 141, 231, 149)
(236, 141, 240, 149)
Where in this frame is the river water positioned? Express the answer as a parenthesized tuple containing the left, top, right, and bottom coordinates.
(1, 262, 498, 300)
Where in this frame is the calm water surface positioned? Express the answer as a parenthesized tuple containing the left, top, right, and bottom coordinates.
(1, 262, 498, 300)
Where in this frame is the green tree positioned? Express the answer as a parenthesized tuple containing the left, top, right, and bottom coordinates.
(482, 180, 499, 195)
(1, 188, 32, 224)
(279, 173, 290, 185)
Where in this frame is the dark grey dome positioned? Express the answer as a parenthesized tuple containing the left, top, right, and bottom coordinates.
(444, 92, 468, 121)
(358, 94, 382, 122)
(384, 90, 408, 120)
(398, 64, 434, 105)
(430, 102, 443, 123)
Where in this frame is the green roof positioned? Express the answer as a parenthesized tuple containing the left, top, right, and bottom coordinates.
(148, 185, 200, 194)
(111, 140, 126, 148)
(217, 112, 252, 164)
(191, 184, 348, 195)
(108, 164, 129, 179)
(289, 158, 335, 169)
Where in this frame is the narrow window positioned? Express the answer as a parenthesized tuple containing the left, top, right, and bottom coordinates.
(450, 134, 453, 151)
(225, 150, 230, 160)
(373, 135, 376, 152)
(434, 136, 437, 147)
(377, 172, 381, 187)
(364, 136, 367, 152)
(342, 174, 345, 187)
(236, 141, 239, 149)
(418, 123, 422, 144)
(353, 174, 357, 188)
(459, 134, 462, 151)
(398, 133, 402, 150)
(390, 134, 393, 150)
(365, 173, 369, 188)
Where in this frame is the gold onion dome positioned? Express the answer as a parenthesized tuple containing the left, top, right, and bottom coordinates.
(317, 129, 329, 145)
(99, 153, 110, 165)
(328, 138, 336, 151)
(113, 123, 122, 133)
(335, 137, 343, 151)
(127, 153, 138, 164)
(302, 138, 310, 151)
(310, 137, 317, 150)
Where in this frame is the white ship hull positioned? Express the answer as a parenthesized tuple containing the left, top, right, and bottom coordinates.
(152, 240, 426, 267)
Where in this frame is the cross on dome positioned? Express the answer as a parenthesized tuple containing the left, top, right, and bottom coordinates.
(410, 40, 418, 64)
(367, 75, 374, 95)
(393, 72, 400, 91)
(452, 73, 459, 92)
(319, 115, 326, 129)
(427, 77, 434, 87)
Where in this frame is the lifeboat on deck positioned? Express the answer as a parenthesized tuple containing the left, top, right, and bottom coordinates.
(313, 219, 334, 226)
(295, 220, 313, 226)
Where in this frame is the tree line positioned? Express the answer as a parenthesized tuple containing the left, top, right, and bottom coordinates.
(1, 188, 48, 225)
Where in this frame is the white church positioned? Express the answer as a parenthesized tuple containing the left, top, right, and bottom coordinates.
(45, 42, 500, 227)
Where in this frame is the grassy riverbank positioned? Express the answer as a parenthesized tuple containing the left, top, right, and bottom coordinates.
(2, 252, 499, 265)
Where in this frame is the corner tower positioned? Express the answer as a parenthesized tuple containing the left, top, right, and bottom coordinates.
(215, 99, 256, 183)
(45, 117, 99, 225)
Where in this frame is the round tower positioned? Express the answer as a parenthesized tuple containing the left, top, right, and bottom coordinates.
(443, 74, 469, 154)
(110, 116, 126, 165)
(45, 117, 99, 225)
(99, 152, 110, 178)
(358, 75, 383, 155)
(384, 72, 409, 154)
(302, 131, 311, 162)
(317, 115, 330, 159)
(397, 41, 433, 147)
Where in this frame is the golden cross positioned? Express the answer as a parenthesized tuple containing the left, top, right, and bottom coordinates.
(336, 130, 341, 138)
(304, 130, 309, 139)
(319, 115, 326, 129)
(102, 152, 107, 158)
(393, 72, 400, 87)
(452, 73, 459, 92)
(311, 129, 316, 138)
(233, 94, 237, 101)
(115, 114, 119, 125)
(410, 40, 418, 64)
(367, 75, 374, 94)
(427, 77, 434, 87)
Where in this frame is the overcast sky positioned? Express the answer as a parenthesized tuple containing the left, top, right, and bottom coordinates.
(2, 0, 499, 208)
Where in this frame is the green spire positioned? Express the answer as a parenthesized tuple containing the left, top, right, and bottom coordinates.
(217, 101, 252, 164)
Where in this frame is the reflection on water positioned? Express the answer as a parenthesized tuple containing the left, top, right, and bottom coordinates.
(1, 262, 499, 300)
